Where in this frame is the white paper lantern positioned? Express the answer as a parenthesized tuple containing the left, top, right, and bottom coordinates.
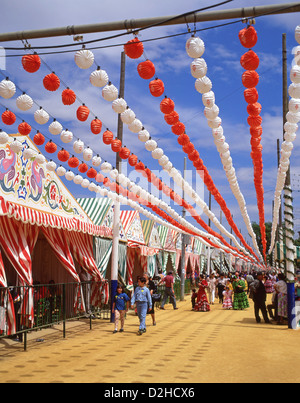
(88, 182, 97, 192)
(49, 120, 63, 135)
(34, 108, 49, 125)
(212, 126, 224, 139)
(152, 147, 164, 159)
(10, 139, 22, 153)
(112, 98, 127, 114)
(56, 166, 66, 177)
(190, 58, 207, 78)
(22, 147, 35, 160)
(0, 130, 9, 144)
(207, 116, 222, 129)
(158, 155, 169, 166)
(120, 108, 136, 124)
(46, 160, 57, 172)
(202, 91, 215, 108)
(295, 25, 300, 44)
(204, 104, 219, 120)
(138, 129, 150, 142)
(92, 155, 102, 167)
(109, 168, 119, 180)
(102, 83, 118, 102)
(282, 141, 294, 152)
(195, 76, 212, 94)
(286, 111, 300, 124)
(0, 79, 16, 99)
(289, 83, 300, 99)
(73, 139, 84, 154)
(284, 131, 297, 142)
(83, 147, 93, 161)
(294, 46, 300, 66)
(90, 68, 109, 87)
(60, 129, 73, 144)
(16, 94, 33, 111)
(74, 175, 83, 185)
(186, 36, 205, 58)
(35, 154, 46, 165)
(289, 98, 300, 114)
(163, 161, 173, 172)
(75, 49, 94, 69)
(284, 121, 298, 134)
(145, 139, 157, 152)
(290, 65, 300, 84)
(128, 118, 143, 133)
(101, 161, 112, 173)
(81, 179, 90, 188)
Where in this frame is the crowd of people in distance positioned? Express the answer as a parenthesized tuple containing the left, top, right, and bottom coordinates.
(191, 270, 291, 325)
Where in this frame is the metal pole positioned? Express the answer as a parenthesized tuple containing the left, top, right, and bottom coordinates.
(110, 51, 125, 323)
(180, 157, 187, 301)
(0, 3, 299, 42)
(282, 34, 295, 329)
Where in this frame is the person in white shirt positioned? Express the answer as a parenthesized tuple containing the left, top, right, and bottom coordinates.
(274, 273, 288, 324)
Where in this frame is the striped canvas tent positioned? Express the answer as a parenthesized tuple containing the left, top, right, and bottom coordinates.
(77, 197, 113, 227)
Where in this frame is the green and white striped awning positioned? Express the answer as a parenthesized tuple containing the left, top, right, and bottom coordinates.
(77, 197, 113, 227)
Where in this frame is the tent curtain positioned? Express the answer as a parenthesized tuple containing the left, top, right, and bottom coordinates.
(41, 226, 84, 312)
(147, 255, 156, 278)
(0, 216, 39, 325)
(118, 243, 127, 285)
(0, 250, 15, 335)
(94, 237, 113, 278)
(126, 247, 135, 291)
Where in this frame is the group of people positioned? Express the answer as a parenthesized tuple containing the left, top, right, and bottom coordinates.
(112, 271, 177, 336)
(111, 269, 291, 336)
(191, 270, 290, 325)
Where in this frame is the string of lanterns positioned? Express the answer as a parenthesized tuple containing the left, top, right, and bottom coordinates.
(269, 25, 300, 255)
(122, 35, 261, 263)
(239, 23, 267, 263)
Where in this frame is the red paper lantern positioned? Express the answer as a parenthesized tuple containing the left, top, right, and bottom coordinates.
(119, 147, 131, 160)
(57, 148, 70, 162)
(182, 142, 195, 154)
(135, 161, 145, 172)
(238, 26, 258, 48)
(160, 97, 175, 114)
(137, 60, 156, 80)
(62, 88, 76, 105)
(188, 149, 200, 162)
(242, 70, 259, 88)
(149, 78, 164, 97)
(247, 115, 262, 127)
(111, 138, 122, 153)
(18, 121, 31, 136)
(102, 130, 114, 145)
(177, 133, 190, 146)
(91, 118, 102, 134)
(78, 163, 88, 173)
(76, 104, 90, 122)
(164, 110, 179, 125)
(2, 110, 16, 125)
(171, 122, 185, 136)
(240, 50, 260, 70)
(43, 73, 60, 91)
(250, 126, 263, 138)
(87, 168, 97, 179)
(250, 137, 261, 147)
(103, 177, 110, 187)
(247, 102, 262, 116)
(124, 37, 144, 59)
(33, 132, 45, 146)
(68, 156, 79, 168)
(45, 140, 57, 154)
(128, 154, 138, 167)
(244, 88, 259, 104)
(22, 54, 41, 73)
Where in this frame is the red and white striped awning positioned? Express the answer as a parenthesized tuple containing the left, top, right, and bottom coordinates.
(127, 241, 160, 256)
(0, 196, 112, 238)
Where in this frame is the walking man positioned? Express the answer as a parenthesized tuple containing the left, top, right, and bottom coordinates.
(251, 272, 271, 324)
(159, 271, 178, 310)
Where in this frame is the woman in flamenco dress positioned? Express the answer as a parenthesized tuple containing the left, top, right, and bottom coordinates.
(194, 274, 210, 312)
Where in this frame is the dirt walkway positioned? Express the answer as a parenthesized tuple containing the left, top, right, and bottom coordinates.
(0, 295, 299, 384)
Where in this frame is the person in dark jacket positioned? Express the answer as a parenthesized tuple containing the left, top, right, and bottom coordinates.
(251, 272, 271, 324)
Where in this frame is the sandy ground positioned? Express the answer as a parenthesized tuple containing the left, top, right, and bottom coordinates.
(0, 294, 299, 384)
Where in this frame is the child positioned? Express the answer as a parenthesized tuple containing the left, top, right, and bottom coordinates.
(112, 285, 130, 333)
(191, 288, 197, 310)
(131, 277, 152, 335)
(222, 286, 233, 310)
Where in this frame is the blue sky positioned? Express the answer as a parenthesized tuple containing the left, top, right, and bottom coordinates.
(0, 0, 299, 255)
